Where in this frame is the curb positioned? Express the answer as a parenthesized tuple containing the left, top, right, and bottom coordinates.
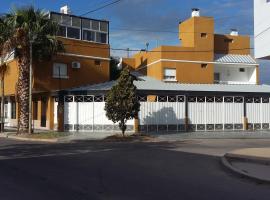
(221, 155, 270, 183)
(0, 134, 58, 143)
(225, 153, 270, 165)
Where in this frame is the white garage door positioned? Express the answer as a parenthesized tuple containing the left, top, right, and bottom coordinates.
(188, 96, 244, 131)
(139, 95, 186, 132)
(63, 95, 134, 132)
(246, 97, 270, 130)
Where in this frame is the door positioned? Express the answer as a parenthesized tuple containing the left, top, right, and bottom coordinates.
(214, 73, 220, 83)
(41, 98, 47, 127)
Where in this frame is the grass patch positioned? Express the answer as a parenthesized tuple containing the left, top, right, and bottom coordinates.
(20, 132, 72, 139)
(103, 133, 154, 142)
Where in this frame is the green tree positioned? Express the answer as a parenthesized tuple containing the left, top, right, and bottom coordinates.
(105, 68, 140, 136)
(3, 6, 64, 134)
(0, 16, 12, 132)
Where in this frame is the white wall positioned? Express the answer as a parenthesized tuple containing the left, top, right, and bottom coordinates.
(64, 96, 134, 132)
(215, 65, 257, 84)
(254, 0, 270, 59)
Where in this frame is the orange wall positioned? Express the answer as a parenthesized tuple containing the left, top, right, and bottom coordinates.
(214, 34, 250, 55)
(130, 45, 214, 83)
(162, 62, 214, 84)
(33, 55, 110, 92)
(4, 37, 110, 95)
(126, 15, 251, 84)
(179, 16, 214, 51)
(4, 60, 18, 96)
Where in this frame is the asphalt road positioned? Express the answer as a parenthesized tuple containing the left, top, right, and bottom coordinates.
(1, 138, 270, 200)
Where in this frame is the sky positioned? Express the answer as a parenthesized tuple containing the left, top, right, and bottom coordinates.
(1, 0, 270, 84)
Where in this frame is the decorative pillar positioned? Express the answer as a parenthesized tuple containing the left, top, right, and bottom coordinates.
(185, 95, 189, 131)
(57, 96, 64, 132)
(47, 96, 54, 130)
(243, 98, 248, 130)
(134, 117, 139, 134)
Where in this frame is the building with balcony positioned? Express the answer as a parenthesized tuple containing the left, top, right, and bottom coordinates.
(3, 6, 110, 130)
(4, 7, 270, 134)
(122, 9, 259, 85)
(254, 0, 270, 59)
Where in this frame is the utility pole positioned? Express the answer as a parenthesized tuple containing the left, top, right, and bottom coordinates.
(127, 48, 130, 58)
(28, 39, 33, 134)
(146, 42, 149, 52)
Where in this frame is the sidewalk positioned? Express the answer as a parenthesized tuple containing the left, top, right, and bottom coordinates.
(0, 132, 129, 143)
(222, 148, 270, 183)
(154, 130, 270, 141)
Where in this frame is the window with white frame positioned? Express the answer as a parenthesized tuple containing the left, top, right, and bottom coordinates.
(53, 63, 68, 78)
(164, 68, 176, 81)
(51, 13, 109, 44)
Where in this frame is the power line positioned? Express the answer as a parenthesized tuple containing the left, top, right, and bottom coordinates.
(63, 43, 253, 53)
(56, 0, 123, 25)
(255, 26, 270, 38)
(80, 0, 123, 16)
(109, 27, 253, 36)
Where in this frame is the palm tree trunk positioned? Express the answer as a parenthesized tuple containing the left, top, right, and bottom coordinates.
(0, 74, 4, 132)
(17, 56, 30, 134)
(0, 57, 4, 132)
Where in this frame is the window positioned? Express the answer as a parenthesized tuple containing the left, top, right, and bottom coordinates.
(61, 15, 71, 26)
(239, 68, 245, 72)
(53, 63, 68, 78)
(100, 22, 108, 32)
(201, 33, 207, 38)
(72, 17, 81, 27)
(83, 30, 95, 41)
(95, 60, 101, 66)
(82, 19, 91, 29)
(96, 32, 107, 43)
(4, 103, 8, 118)
(201, 64, 208, 68)
(92, 21, 99, 30)
(51, 13, 61, 23)
(164, 68, 176, 81)
(67, 27, 80, 39)
(11, 102, 16, 119)
(58, 26, 67, 37)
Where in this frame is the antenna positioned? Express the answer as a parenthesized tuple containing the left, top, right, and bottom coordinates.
(146, 42, 149, 51)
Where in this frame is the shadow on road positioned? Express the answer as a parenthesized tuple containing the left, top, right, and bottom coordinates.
(1, 138, 270, 200)
(0, 139, 194, 160)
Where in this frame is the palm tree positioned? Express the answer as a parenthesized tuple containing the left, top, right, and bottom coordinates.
(3, 6, 64, 134)
(0, 16, 11, 132)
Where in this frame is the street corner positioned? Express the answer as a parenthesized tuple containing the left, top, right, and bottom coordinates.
(221, 148, 270, 183)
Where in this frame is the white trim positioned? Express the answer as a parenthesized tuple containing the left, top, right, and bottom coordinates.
(163, 79, 178, 82)
(58, 52, 110, 61)
(145, 59, 258, 69)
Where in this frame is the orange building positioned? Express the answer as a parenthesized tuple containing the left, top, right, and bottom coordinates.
(4, 6, 110, 130)
(122, 8, 259, 85)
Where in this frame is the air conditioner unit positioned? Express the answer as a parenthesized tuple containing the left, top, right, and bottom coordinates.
(72, 61, 80, 69)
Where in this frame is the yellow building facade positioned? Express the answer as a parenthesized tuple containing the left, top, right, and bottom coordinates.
(122, 9, 258, 85)
(3, 10, 110, 130)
